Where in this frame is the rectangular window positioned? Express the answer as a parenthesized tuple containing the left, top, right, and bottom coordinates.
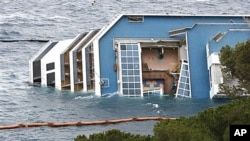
(46, 72, 55, 87)
(119, 43, 142, 96)
(176, 61, 191, 98)
(121, 45, 126, 50)
(46, 62, 55, 71)
(100, 78, 109, 88)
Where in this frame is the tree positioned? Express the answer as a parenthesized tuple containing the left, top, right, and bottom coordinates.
(219, 39, 250, 97)
(74, 129, 153, 141)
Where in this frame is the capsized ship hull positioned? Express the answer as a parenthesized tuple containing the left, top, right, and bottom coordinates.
(29, 14, 250, 98)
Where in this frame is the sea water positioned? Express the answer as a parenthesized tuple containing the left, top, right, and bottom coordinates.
(0, 0, 249, 140)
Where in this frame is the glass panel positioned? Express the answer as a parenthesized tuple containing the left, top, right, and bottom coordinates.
(133, 44, 138, 50)
(181, 70, 185, 76)
(180, 83, 185, 89)
(184, 90, 189, 96)
(123, 83, 128, 88)
(129, 83, 134, 88)
(129, 89, 135, 95)
(122, 64, 127, 69)
(120, 43, 141, 96)
(121, 57, 127, 63)
(178, 89, 184, 95)
(128, 58, 133, 63)
(133, 51, 138, 56)
(122, 77, 128, 82)
(128, 76, 134, 81)
(180, 77, 186, 82)
(127, 44, 133, 50)
(134, 64, 139, 69)
(122, 70, 127, 75)
(123, 89, 128, 94)
(135, 83, 140, 88)
(134, 70, 140, 75)
(134, 57, 139, 63)
(128, 70, 133, 75)
(176, 61, 191, 98)
(135, 76, 140, 82)
(181, 70, 188, 76)
(127, 51, 133, 56)
(128, 64, 133, 69)
(184, 64, 188, 70)
(135, 89, 141, 94)
(121, 45, 126, 50)
(46, 62, 55, 71)
(121, 51, 126, 56)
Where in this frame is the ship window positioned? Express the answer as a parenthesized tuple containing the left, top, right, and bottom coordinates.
(127, 51, 133, 56)
(46, 72, 55, 87)
(123, 89, 128, 94)
(121, 45, 126, 50)
(121, 51, 126, 56)
(134, 57, 139, 63)
(122, 64, 127, 69)
(128, 76, 134, 81)
(100, 78, 109, 88)
(176, 61, 191, 98)
(122, 70, 127, 75)
(128, 58, 133, 63)
(119, 43, 142, 96)
(127, 64, 133, 69)
(128, 16, 144, 22)
(135, 76, 140, 82)
(122, 77, 128, 82)
(46, 62, 55, 71)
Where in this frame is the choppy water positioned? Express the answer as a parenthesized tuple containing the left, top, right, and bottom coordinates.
(0, 0, 249, 140)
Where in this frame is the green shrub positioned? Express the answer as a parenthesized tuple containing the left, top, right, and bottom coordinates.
(74, 129, 153, 141)
(154, 117, 216, 141)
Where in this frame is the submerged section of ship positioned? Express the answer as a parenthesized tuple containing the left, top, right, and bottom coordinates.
(29, 14, 250, 98)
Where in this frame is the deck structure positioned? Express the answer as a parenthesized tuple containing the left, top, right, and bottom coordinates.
(29, 14, 250, 98)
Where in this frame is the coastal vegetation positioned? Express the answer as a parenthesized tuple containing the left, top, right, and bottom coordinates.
(219, 39, 250, 97)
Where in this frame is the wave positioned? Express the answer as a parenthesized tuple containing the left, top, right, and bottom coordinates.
(101, 91, 120, 98)
(184, 0, 211, 2)
(152, 104, 159, 108)
(0, 29, 22, 40)
(0, 12, 68, 27)
(0, 30, 21, 36)
(47, 15, 71, 21)
(0, 12, 33, 21)
(0, 0, 247, 140)
(74, 95, 95, 100)
(0, 22, 15, 27)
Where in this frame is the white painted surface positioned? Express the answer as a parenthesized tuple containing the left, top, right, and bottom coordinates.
(93, 40, 101, 96)
(41, 39, 74, 89)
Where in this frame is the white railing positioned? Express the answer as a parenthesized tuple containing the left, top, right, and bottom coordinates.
(143, 88, 163, 96)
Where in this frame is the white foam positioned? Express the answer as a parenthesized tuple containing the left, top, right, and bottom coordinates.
(74, 95, 94, 100)
(152, 104, 159, 108)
